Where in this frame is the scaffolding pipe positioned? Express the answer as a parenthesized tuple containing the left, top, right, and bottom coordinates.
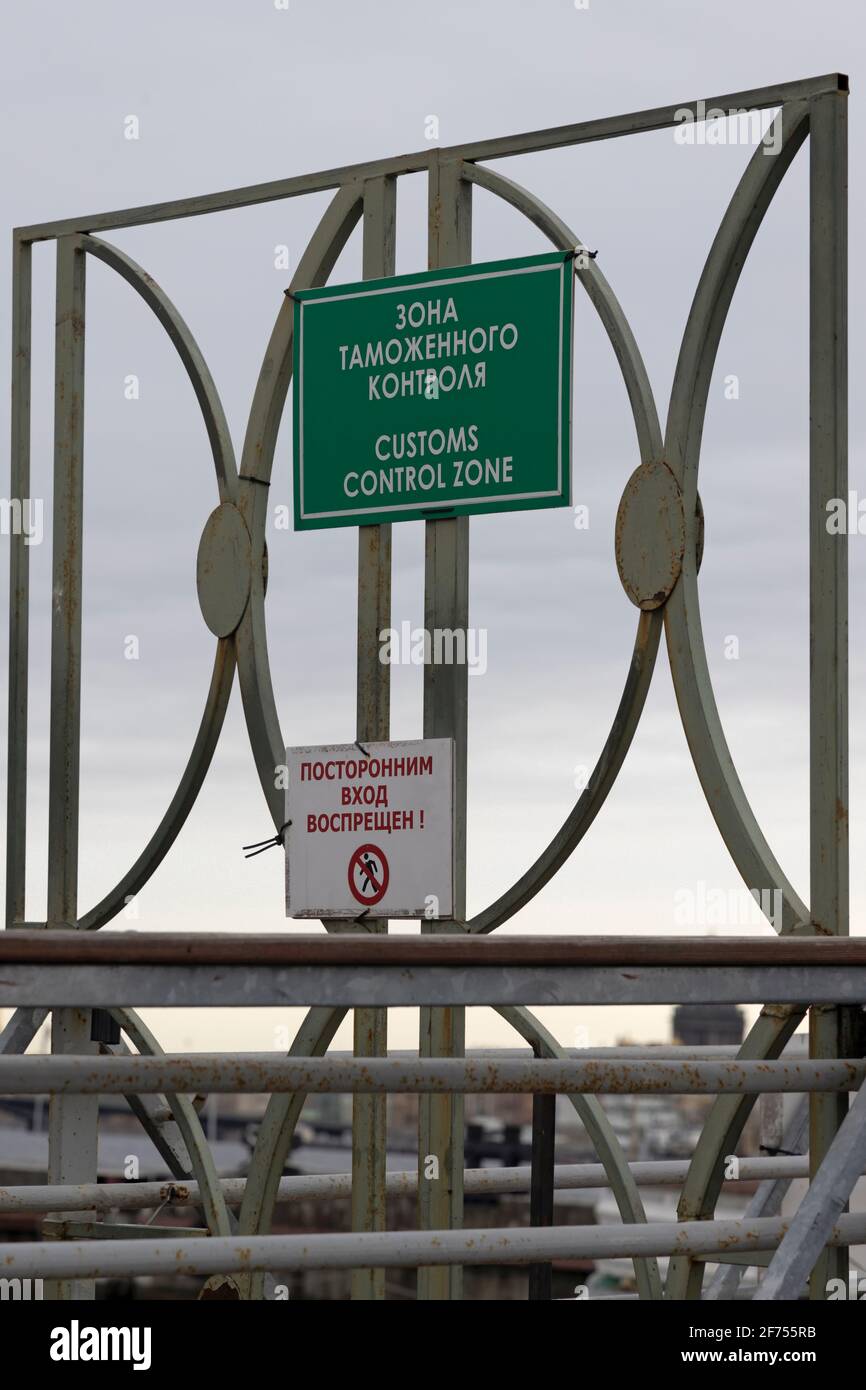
(2, 1212, 866, 1281)
(0, 1155, 811, 1214)
(0, 1054, 860, 1095)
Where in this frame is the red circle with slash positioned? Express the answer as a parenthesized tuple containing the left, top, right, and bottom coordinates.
(348, 844, 389, 906)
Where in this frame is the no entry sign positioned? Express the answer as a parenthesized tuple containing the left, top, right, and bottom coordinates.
(292, 250, 573, 529)
(348, 844, 389, 906)
(285, 738, 454, 918)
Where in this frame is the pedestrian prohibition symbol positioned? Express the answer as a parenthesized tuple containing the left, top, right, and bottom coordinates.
(348, 844, 390, 906)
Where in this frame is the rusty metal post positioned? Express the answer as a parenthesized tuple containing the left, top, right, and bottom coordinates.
(45, 235, 98, 1300)
(808, 85, 849, 1300)
(418, 154, 470, 1300)
(528, 1091, 556, 1299)
(350, 174, 395, 1300)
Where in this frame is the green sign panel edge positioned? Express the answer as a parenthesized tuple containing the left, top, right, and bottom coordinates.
(292, 249, 573, 530)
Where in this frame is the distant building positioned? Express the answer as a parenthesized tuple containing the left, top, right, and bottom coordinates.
(672, 1004, 744, 1047)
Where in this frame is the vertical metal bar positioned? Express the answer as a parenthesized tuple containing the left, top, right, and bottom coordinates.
(45, 235, 97, 1300)
(528, 1092, 556, 1299)
(808, 87, 848, 1300)
(6, 236, 32, 928)
(418, 154, 470, 1301)
(350, 175, 395, 1301)
(48, 236, 86, 929)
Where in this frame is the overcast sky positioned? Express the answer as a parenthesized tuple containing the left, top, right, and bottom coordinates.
(0, 0, 863, 1054)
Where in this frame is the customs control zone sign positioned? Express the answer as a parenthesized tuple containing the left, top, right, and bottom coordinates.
(292, 250, 573, 529)
(285, 738, 454, 919)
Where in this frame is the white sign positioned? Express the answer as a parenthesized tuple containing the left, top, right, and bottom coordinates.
(285, 738, 454, 919)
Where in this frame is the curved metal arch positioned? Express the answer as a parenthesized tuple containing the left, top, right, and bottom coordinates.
(470, 608, 660, 932)
(234, 182, 365, 825)
(662, 102, 811, 934)
(461, 164, 665, 932)
(496, 1005, 663, 1300)
(1, 235, 243, 1058)
(79, 641, 236, 930)
(78, 235, 239, 502)
(0, 1000, 233, 1241)
(660, 102, 814, 1300)
(665, 1004, 803, 1299)
(110, 1007, 233, 1239)
(464, 165, 663, 466)
(71, 234, 241, 930)
(236, 1006, 348, 1299)
(231, 1000, 663, 1301)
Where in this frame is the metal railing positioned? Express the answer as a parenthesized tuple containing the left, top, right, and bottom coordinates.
(4, 72, 851, 1300)
(1, 932, 865, 1300)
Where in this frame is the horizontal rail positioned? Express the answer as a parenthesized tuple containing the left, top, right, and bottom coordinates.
(3, 1211, 866, 1280)
(0, 1054, 861, 1094)
(2, 964, 865, 1008)
(330, 1045, 751, 1058)
(4, 934, 866, 1008)
(5, 931, 866, 965)
(14, 75, 845, 242)
(0, 1156, 812, 1215)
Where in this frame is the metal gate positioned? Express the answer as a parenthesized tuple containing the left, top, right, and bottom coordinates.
(2, 72, 858, 1302)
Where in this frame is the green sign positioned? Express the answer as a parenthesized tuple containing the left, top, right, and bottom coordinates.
(292, 250, 573, 529)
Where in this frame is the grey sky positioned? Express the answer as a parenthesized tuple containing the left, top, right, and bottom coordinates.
(0, 0, 862, 1053)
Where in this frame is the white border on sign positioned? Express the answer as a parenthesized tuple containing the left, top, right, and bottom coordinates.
(298, 260, 567, 521)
